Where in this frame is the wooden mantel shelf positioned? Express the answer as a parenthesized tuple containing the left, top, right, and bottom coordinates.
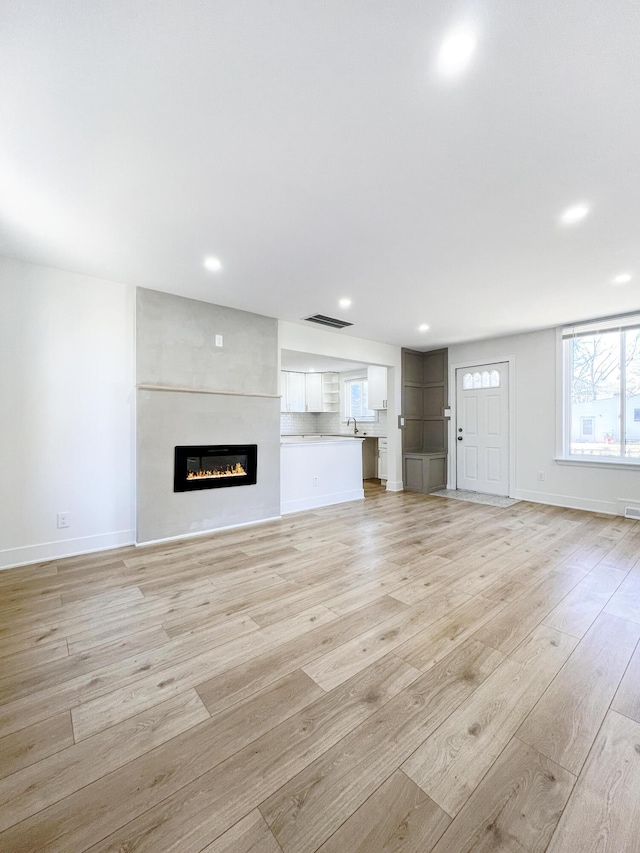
(137, 384, 280, 399)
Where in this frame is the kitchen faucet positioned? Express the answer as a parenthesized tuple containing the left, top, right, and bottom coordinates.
(346, 417, 359, 435)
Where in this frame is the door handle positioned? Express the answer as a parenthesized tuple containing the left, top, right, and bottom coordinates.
(457, 436, 463, 441)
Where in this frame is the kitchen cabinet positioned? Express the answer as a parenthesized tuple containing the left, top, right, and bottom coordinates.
(305, 374, 323, 412)
(377, 436, 388, 481)
(368, 366, 388, 410)
(281, 371, 305, 412)
(281, 371, 339, 413)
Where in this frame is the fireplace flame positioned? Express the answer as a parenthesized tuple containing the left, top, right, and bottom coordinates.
(186, 462, 247, 480)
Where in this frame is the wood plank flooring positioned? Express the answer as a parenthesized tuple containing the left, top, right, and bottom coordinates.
(1, 485, 639, 853)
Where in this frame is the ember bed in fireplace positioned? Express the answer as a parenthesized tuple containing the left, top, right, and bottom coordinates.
(174, 445, 257, 492)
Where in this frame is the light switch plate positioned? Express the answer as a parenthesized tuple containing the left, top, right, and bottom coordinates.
(215, 334, 223, 347)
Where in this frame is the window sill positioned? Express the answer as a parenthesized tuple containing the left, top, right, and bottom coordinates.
(555, 456, 640, 471)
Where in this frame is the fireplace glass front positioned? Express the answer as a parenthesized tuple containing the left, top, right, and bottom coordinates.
(174, 445, 257, 492)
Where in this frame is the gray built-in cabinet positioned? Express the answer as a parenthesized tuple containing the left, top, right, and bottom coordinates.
(401, 348, 448, 494)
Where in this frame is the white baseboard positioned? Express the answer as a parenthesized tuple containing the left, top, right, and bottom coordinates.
(0, 529, 136, 571)
(385, 480, 404, 492)
(136, 515, 282, 548)
(617, 498, 640, 517)
(281, 489, 364, 515)
(512, 489, 618, 515)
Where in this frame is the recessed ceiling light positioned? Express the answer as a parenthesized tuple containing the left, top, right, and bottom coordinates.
(339, 298, 352, 309)
(560, 204, 590, 225)
(437, 26, 477, 77)
(203, 256, 222, 272)
(308, 368, 316, 373)
(419, 324, 430, 332)
(612, 273, 632, 285)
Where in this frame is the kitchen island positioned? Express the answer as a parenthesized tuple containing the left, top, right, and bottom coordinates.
(281, 435, 364, 514)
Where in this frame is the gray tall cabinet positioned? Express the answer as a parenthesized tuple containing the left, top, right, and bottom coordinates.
(402, 348, 448, 494)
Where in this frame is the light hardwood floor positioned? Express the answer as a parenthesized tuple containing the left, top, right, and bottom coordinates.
(1, 485, 639, 853)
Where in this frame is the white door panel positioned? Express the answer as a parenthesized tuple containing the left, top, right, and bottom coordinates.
(486, 395, 501, 434)
(464, 445, 478, 481)
(456, 363, 509, 496)
(464, 397, 478, 434)
(487, 447, 501, 483)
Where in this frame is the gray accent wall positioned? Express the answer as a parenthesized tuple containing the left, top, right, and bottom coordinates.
(136, 289, 280, 543)
(137, 288, 278, 394)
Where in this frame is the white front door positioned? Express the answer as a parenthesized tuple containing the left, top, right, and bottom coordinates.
(456, 363, 509, 496)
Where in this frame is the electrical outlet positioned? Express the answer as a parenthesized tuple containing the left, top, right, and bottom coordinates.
(537, 471, 545, 482)
(215, 334, 223, 347)
(57, 512, 70, 529)
(313, 477, 319, 487)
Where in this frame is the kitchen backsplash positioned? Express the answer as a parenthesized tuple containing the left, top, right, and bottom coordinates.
(281, 410, 387, 437)
(280, 412, 324, 434)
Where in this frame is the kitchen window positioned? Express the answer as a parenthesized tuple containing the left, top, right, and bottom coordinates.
(562, 314, 640, 462)
(344, 377, 376, 421)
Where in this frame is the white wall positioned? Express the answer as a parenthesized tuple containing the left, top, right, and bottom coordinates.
(279, 321, 403, 490)
(0, 257, 136, 568)
(448, 327, 639, 515)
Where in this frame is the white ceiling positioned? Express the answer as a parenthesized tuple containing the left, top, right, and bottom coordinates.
(1, 1, 639, 349)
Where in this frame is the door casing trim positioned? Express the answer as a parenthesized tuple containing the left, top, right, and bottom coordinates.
(447, 355, 516, 497)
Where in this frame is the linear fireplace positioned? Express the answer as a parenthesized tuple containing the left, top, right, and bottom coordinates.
(174, 445, 258, 492)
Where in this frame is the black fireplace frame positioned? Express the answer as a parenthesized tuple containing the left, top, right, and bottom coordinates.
(174, 444, 258, 492)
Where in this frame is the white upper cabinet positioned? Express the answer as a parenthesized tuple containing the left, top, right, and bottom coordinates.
(281, 371, 306, 412)
(368, 366, 388, 410)
(281, 371, 338, 413)
(304, 373, 323, 412)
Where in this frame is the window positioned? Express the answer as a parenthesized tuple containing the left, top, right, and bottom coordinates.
(462, 370, 500, 390)
(344, 377, 376, 421)
(563, 314, 640, 461)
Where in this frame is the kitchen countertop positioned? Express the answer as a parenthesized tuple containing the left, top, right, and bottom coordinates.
(281, 434, 365, 446)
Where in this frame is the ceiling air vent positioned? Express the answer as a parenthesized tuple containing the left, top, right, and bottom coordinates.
(304, 314, 353, 330)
